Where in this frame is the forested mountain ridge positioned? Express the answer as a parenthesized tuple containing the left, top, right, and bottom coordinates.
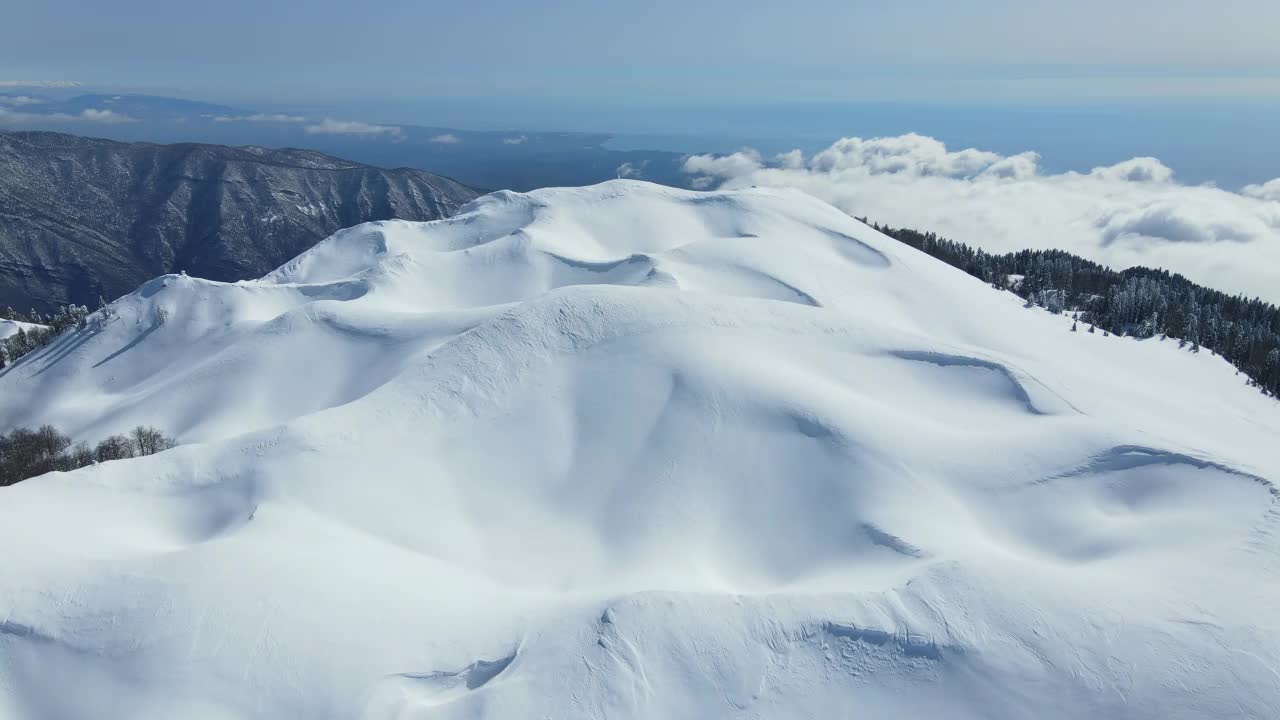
(0, 131, 478, 312)
(872, 222, 1280, 398)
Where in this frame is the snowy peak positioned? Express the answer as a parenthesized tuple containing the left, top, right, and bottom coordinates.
(263, 181, 894, 299)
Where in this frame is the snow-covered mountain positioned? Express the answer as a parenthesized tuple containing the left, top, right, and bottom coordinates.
(1, 180, 1277, 719)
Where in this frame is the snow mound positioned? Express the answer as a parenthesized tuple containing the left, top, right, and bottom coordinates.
(1, 180, 1278, 719)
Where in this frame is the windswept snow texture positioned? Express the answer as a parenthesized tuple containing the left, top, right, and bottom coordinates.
(1, 181, 1279, 719)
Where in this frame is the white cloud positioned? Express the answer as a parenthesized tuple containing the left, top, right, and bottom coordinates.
(79, 108, 136, 123)
(430, 133, 461, 144)
(0, 107, 51, 125)
(502, 135, 527, 145)
(1243, 179, 1280, 203)
(0, 95, 46, 106)
(807, 134, 1008, 177)
(616, 161, 648, 179)
(684, 133, 1280, 303)
(213, 113, 307, 124)
(0, 80, 80, 88)
(0, 107, 135, 125)
(682, 148, 765, 178)
(305, 118, 403, 137)
(248, 113, 305, 123)
(1087, 157, 1176, 183)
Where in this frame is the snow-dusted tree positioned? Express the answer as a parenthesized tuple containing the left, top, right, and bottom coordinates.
(94, 296, 117, 329)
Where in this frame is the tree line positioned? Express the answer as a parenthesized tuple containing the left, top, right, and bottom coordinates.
(869, 222, 1280, 398)
(1, 299, 124, 369)
(0, 424, 176, 487)
(1, 302, 93, 368)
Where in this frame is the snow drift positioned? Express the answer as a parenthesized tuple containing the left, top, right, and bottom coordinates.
(1, 181, 1278, 719)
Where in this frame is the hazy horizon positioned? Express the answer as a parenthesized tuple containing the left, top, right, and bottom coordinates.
(6, 0, 1280, 104)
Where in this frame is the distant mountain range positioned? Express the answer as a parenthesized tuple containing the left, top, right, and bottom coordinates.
(0, 131, 478, 312)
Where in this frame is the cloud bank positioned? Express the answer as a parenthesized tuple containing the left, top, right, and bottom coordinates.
(0, 80, 80, 88)
(429, 133, 461, 144)
(212, 113, 306, 124)
(304, 118, 403, 137)
(78, 108, 136, 124)
(684, 134, 1280, 302)
(0, 107, 137, 125)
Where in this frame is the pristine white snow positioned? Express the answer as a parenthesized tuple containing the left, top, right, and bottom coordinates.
(1, 180, 1278, 719)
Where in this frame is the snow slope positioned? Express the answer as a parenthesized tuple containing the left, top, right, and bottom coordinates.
(1, 180, 1278, 719)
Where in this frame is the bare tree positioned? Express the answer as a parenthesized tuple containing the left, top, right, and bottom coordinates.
(68, 442, 96, 469)
(95, 435, 135, 463)
(131, 425, 176, 456)
(0, 425, 72, 485)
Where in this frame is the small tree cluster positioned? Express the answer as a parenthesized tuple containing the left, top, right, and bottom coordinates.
(0, 424, 177, 487)
(0, 303, 92, 329)
(1, 304, 90, 367)
(1, 299, 115, 369)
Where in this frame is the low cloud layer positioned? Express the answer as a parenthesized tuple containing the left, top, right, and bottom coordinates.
(304, 118, 403, 137)
(501, 135, 527, 145)
(684, 134, 1280, 302)
(212, 113, 306, 124)
(430, 133, 461, 144)
(0, 80, 80, 88)
(78, 108, 135, 124)
(0, 107, 136, 125)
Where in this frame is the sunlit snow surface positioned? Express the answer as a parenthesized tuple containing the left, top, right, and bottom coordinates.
(1, 181, 1278, 719)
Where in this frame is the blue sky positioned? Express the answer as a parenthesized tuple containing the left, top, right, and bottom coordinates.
(5, 0, 1280, 106)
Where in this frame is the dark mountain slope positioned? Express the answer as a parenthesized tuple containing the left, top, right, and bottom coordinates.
(0, 131, 478, 311)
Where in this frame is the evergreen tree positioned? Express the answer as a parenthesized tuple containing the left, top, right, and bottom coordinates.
(871, 221, 1280, 398)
